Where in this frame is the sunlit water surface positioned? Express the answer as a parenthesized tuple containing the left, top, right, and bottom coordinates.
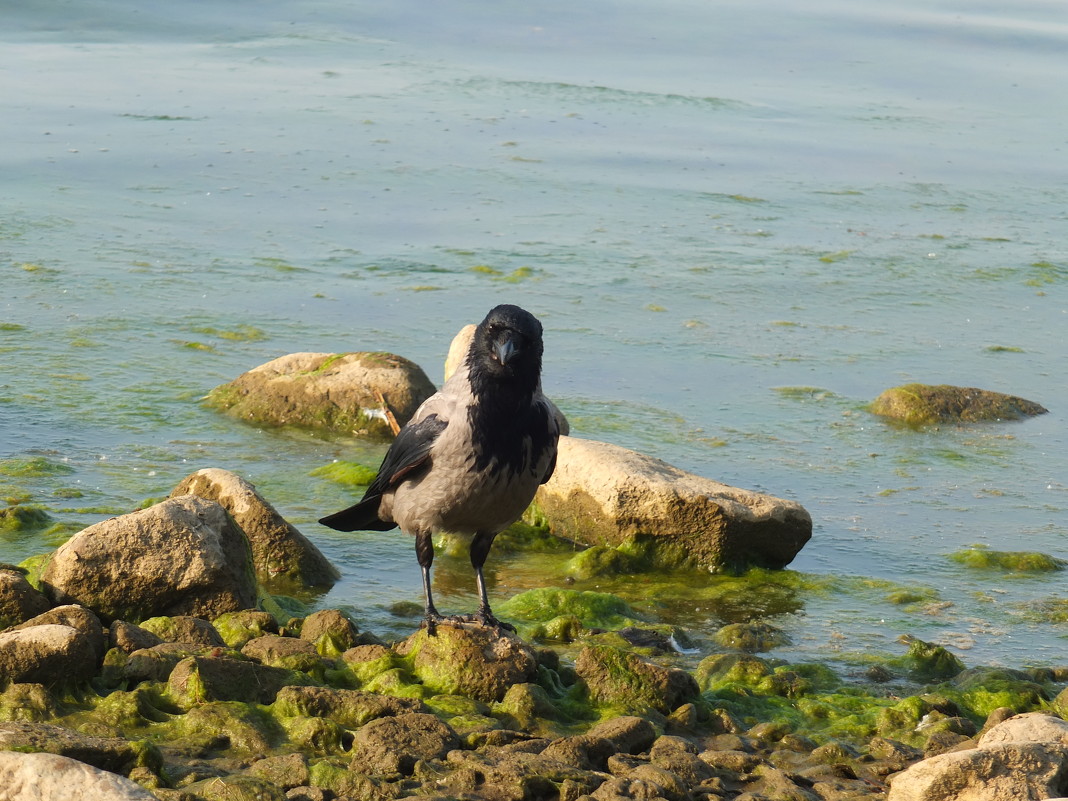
(2, 0, 1066, 674)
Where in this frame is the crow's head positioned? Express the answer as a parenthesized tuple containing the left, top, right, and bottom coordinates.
(468, 304, 544, 394)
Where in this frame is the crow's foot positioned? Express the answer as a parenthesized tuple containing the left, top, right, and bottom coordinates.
(453, 610, 516, 634)
(422, 612, 445, 636)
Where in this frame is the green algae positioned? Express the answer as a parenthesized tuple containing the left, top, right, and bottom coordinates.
(162, 700, 284, 754)
(949, 545, 1066, 573)
(0, 505, 52, 534)
(213, 610, 278, 648)
(713, 621, 791, 653)
(309, 461, 378, 487)
(898, 638, 965, 682)
(869, 383, 1048, 426)
(0, 457, 75, 478)
(498, 589, 645, 633)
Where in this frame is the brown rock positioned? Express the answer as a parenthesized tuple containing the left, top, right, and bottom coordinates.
(13, 604, 106, 666)
(0, 569, 50, 628)
(171, 467, 338, 588)
(0, 624, 96, 688)
(870, 383, 1047, 426)
(205, 350, 436, 439)
(299, 608, 359, 652)
(0, 751, 155, 800)
(40, 496, 258, 622)
(535, 436, 812, 571)
(348, 712, 460, 776)
(109, 621, 164, 654)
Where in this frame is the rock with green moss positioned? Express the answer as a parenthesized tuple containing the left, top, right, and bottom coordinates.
(204, 350, 435, 439)
(534, 436, 812, 572)
(212, 610, 278, 648)
(575, 644, 699, 716)
(869, 383, 1048, 426)
(40, 496, 258, 622)
(241, 634, 324, 676)
(0, 505, 52, 534)
(138, 615, 226, 647)
(397, 625, 538, 703)
(498, 588, 644, 633)
(167, 654, 314, 707)
(340, 643, 396, 683)
(0, 683, 58, 722)
(164, 700, 283, 754)
(0, 568, 51, 628)
(271, 685, 427, 729)
(949, 546, 1066, 572)
(901, 638, 966, 682)
(713, 621, 791, 653)
(0, 720, 161, 777)
(183, 773, 288, 801)
(694, 653, 774, 690)
(171, 468, 339, 590)
(299, 608, 360, 656)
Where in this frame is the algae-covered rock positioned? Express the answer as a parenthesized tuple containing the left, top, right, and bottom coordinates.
(497, 588, 643, 632)
(183, 773, 288, 801)
(271, 685, 427, 729)
(397, 625, 538, 703)
(40, 496, 258, 622)
(205, 350, 436, 438)
(902, 638, 965, 682)
(212, 609, 278, 649)
(0, 751, 156, 801)
(949, 546, 1066, 572)
(348, 712, 461, 776)
(171, 467, 339, 589)
(0, 683, 58, 722)
(870, 383, 1048, 426)
(166, 700, 283, 754)
(575, 644, 699, 715)
(241, 634, 323, 675)
(713, 621, 791, 653)
(587, 715, 658, 754)
(694, 653, 773, 690)
(167, 654, 313, 707)
(299, 608, 360, 656)
(0, 568, 51, 628)
(534, 436, 812, 572)
(138, 615, 226, 647)
(0, 720, 160, 777)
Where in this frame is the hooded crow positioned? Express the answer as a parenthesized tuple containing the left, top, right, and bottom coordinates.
(319, 304, 560, 633)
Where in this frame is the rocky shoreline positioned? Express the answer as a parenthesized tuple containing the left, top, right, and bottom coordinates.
(3, 569, 1068, 800)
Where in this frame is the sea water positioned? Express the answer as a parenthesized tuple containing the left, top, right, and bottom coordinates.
(2, 0, 1066, 672)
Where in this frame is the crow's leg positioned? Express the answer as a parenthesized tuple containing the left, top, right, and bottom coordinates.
(415, 530, 442, 635)
(465, 531, 515, 633)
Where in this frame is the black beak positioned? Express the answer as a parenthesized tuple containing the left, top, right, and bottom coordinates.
(493, 333, 520, 365)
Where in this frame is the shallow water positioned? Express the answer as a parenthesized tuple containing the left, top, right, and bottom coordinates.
(2, 0, 1066, 673)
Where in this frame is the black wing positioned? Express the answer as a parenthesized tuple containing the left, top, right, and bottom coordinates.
(318, 413, 448, 532)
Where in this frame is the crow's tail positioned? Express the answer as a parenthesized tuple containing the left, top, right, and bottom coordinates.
(319, 495, 397, 532)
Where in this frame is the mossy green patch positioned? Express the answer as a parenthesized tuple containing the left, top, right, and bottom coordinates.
(949, 546, 1066, 572)
(897, 638, 965, 682)
(870, 383, 1047, 425)
(190, 324, 267, 342)
(162, 700, 284, 754)
(0, 505, 52, 534)
(0, 457, 75, 477)
(309, 460, 378, 487)
(498, 589, 645, 632)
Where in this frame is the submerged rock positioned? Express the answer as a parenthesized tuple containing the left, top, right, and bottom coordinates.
(39, 495, 258, 622)
(171, 468, 339, 589)
(205, 350, 436, 438)
(870, 383, 1048, 425)
(534, 436, 812, 572)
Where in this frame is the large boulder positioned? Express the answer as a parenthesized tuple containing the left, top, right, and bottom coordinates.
(0, 751, 155, 801)
(39, 496, 258, 622)
(887, 712, 1068, 801)
(205, 351, 436, 438)
(171, 467, 339, 589)
(870, 383, 1048, 426)
(534, 436, 811, 571)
